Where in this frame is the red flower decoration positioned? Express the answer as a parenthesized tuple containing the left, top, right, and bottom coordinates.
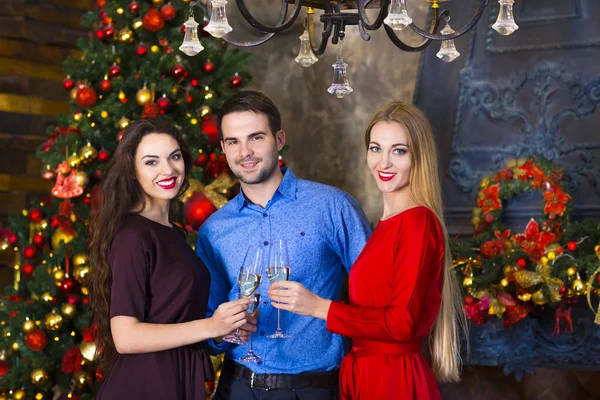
(480, 239, 505, 259)
(463, 296, 491, 325)
(477, 183, 501, 214)
(543, 186, 571, 217)
(61, 346, 81, 373)
(512, 219, 555, 261)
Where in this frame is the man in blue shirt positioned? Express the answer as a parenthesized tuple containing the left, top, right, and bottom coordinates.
(196, 91, 371, 400)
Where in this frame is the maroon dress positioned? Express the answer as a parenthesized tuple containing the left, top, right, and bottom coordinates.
(95, 214, 214, 400)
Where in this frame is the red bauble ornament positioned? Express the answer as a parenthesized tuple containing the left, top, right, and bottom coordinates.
(75, 86, 97, 108)
(7, 233, 18, 246)
(23, 263, 35, 277)
(29, 208, 44, 222)
(129, 1, 139, 13)
(67, 294, 80, 305)
(23, 245, 37, 259)
(559, 287, 567, 297)
(485, 213, 494, 223)
(230, 73, 242, 88)
(60, 277, 77, 294)
(171, 63, 187, 80)
(99, 79, 112, 92)
(102, 16, 112, 26)
(98, 149, 110, 162)
(160, 4, 176, 20)
(63, 77, 75, 91)
(517, 258, 527, 268)
(25, 329, 48, 351)
(94, 27, 105, 40)
(202, 117, 219, 145)
(108, 64, 121, 78)
(136, 45, 148, 56)
(195, 153, 208, 166)
(142, 8, 165, 32)
(567, 241, 577, 251)
(104, 26, 115, 38)
(32, 233, 45, 247)
(0, 361, 9, 378)
(203, 60, 215, 73)
(464, 295, 475, 306)
(96, 0, 106, 7)
(50, 215, 60, 229)
(183, 192, 217, 230)
(156, 96, 170, 111)
(144, 103, 160, 119)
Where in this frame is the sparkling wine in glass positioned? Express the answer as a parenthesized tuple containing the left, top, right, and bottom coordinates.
(267, 239, 291, 339)
(238, 246, 264, 363)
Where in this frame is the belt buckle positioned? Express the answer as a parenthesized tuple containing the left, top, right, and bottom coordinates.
(250, 372, 255, 388)
(249, 372, 272, 391)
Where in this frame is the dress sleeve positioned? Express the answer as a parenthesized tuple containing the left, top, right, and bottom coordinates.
(109, 229, 150, 320)
(326, 209, 444, 343)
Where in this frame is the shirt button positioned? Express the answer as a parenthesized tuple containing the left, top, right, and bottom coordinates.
(264, 241, 269, 246)
(300, 232, 305, 236)
(263, 300, 268, 305)
(263, 213, 268, 217)
(260, 331, 265, 336)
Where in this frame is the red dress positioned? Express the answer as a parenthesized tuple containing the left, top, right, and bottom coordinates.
(327, 206, 444, 400)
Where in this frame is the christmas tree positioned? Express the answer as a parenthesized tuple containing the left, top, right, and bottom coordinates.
(0, 0, 250, 398)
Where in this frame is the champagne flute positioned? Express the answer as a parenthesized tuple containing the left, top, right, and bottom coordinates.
(267, 239, 291, 339)
(238, 246, 264, 363)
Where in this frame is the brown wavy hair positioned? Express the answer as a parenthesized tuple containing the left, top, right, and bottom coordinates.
(88, 119, 192, 362)
(365, 102, 468, 382)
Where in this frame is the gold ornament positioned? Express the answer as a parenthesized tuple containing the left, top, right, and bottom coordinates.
(118, 117, 130, 130)
(81, 286, 89, 296)
(199, 105, 212, 120)
(72, 253, 89, 267)
(12, 390, 25, 400)
(500, 278, 509, 287)
(0, 349, 6, 361)
(2, 327, 10, 338)
(80, 340, 97, 362)
(70, 88, 78, 101)
(30, 368, 49, 386)
(75, 171, 89, 187)
(44, 310, 63, 331)
(61, 303, 76, 318)
(136, 86, 152, 106)
(132, 18, 143, 30)
(531, 290, 547, 305)
(53, 268, 66, 284)
(462, 276, 474, 288)
(152, 0, 164, 4)
(117, 27, 134, 44)
(65, 153, 81, 169)
(567, 267, 577, 277)
(79, 143, 97, 163)
(41, 291, 54, 302)
(11, 342, 19, 352)
(22, 319, 36, 333)
(513, 263, 563, 303)
(572, 279, 585, 295)
(203, 174, 237, 209)
(74, 371, 92, 388)
(118, 91, 126, 100)
(73, 265, 91, 284)
(540, 256, 549, 265)
(503, 265, 514, 276)
(201, 87, 216, 101)
(51, 227, 76, 249)
(35, 393, 46, 400)
(151, 45, 160, 53)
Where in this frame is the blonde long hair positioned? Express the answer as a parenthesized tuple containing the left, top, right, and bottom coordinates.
(365, 101, 467, 382)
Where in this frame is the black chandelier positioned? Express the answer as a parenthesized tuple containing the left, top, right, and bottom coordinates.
(180, 1, 519, 97)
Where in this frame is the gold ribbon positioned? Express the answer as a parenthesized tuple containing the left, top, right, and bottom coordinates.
(586, 265, 600, 325)
(513, 263, 563, 303)
(181, 174, 237, 209)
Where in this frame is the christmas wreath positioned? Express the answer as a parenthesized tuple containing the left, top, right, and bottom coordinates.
(453, 157, 600, 330)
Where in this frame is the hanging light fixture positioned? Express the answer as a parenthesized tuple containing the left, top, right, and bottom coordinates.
(183, 0, 519, 96)
(179, 12, 204, 56)
(327, 42, 353, 98)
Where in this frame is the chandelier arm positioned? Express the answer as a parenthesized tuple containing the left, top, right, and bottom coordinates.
(235, 0, 303, 33)
(383, 8, 446, 52)
(305, 8, 333, 56)
(409, 0, 491, 40)
(191, 0, 282, 47)
(357, 0, 390, 31)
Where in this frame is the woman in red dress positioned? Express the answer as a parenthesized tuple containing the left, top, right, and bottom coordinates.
(268, 102, 466, 399)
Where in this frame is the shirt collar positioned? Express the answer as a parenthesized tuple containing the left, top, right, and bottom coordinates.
(233, 167, 298, 212)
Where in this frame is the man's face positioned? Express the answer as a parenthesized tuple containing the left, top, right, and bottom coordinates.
(220, 111, 285, 185)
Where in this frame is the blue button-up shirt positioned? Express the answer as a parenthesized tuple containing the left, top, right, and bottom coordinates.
(196, 168, 371, 374)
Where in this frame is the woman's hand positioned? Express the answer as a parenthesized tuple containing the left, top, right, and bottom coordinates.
(268, 281, 331, 320)
(208, 298, 252, 339)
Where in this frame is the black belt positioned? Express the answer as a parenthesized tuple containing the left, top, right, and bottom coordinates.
(224, 358, 339, 391)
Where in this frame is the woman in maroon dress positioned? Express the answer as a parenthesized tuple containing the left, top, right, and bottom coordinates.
(269, 102, 467, 399)
(89, 120, 254, 399)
